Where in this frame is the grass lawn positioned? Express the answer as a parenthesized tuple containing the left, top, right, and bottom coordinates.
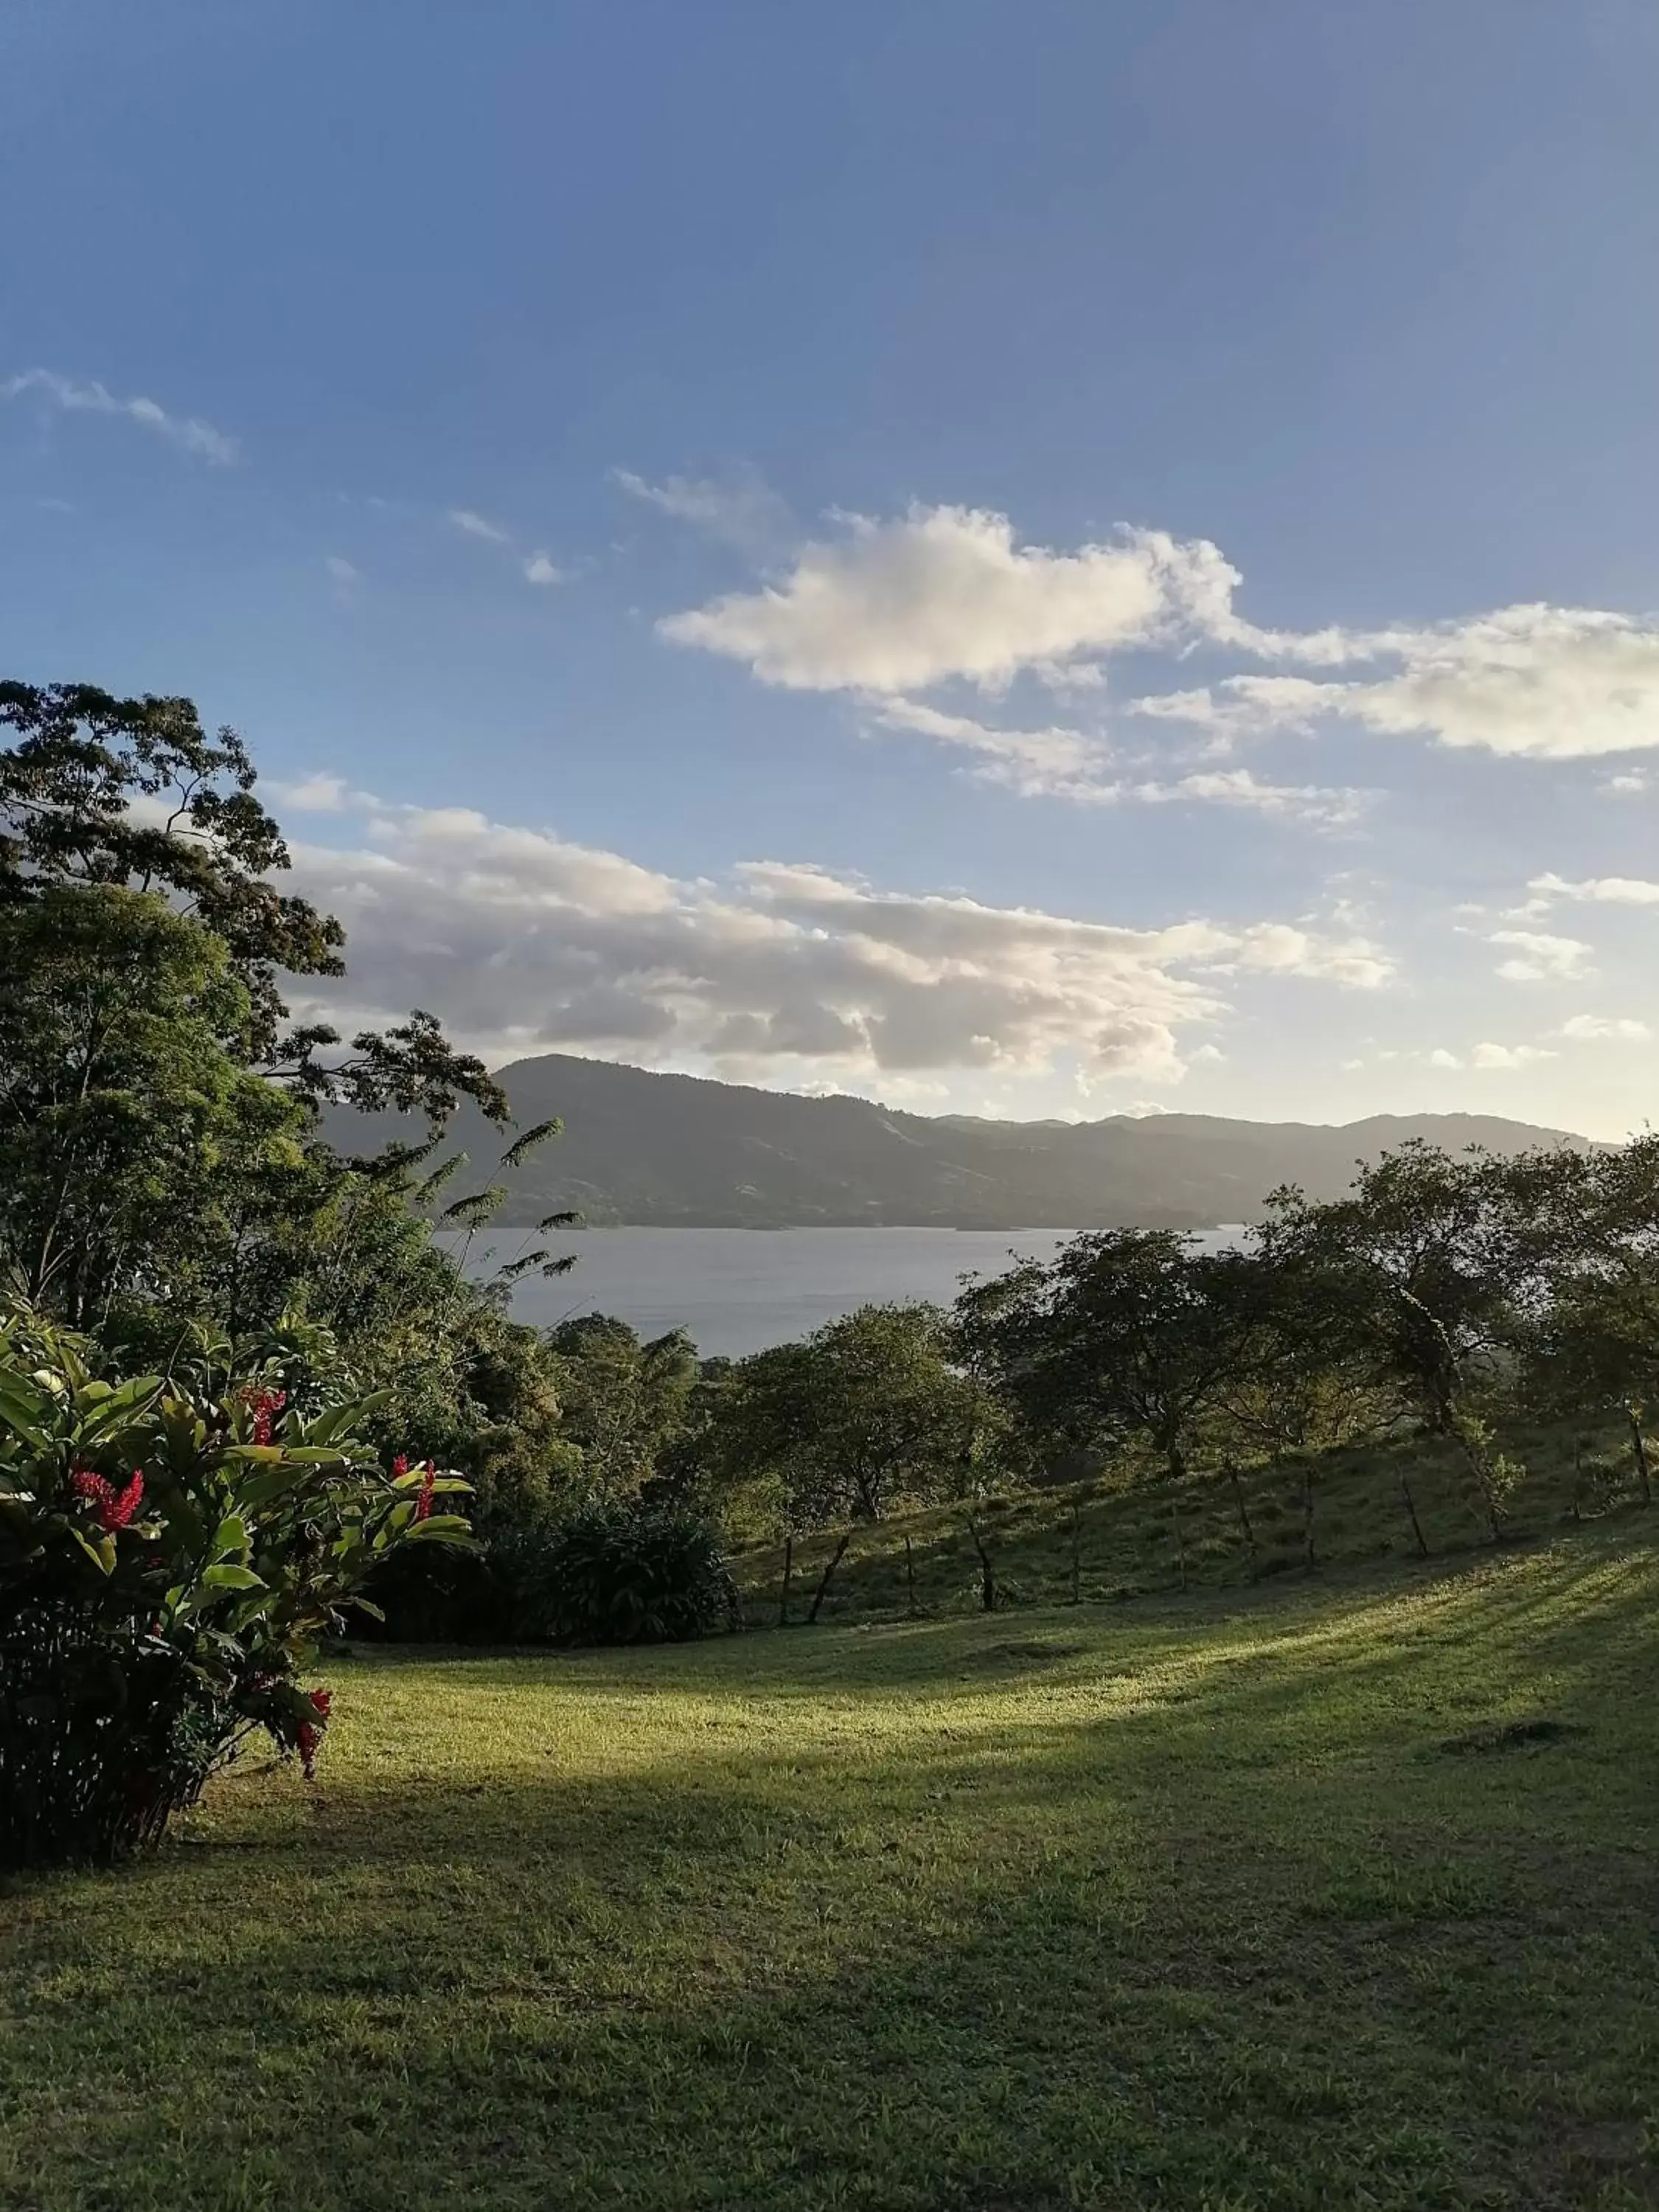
(3, 1526, 1657, 2211)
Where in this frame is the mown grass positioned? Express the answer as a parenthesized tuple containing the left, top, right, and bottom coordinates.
(4, 1524, 1658, 2211)
(731, 1418, 1638, 1627)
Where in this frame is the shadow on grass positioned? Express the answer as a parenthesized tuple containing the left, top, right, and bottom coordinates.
(5, 1521, 1657, 2212)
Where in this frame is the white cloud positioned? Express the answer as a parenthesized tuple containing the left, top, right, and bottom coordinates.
(1427, 1048, 1463, 1069)
(1559, 1013, 1651, 1042)
(865, 695, 1113, 799)
(448, 508, 509, 543)
(1528, 871, 1659, 908)
(866, 700, 1360, 821)
(1130, 768, 1365, 828)
(1471, 1040, 1558, 1069)
(524, 552, 564, 585)
(272, 773, 353, 813)
(1, 368, 238, 464)
(1139, 604, 1659, 761)
(1489, 929, 1593, 983)
(280, 797, 1390, 1091)
(661, 504, 1239, 693)
(615, 466, 793, 555)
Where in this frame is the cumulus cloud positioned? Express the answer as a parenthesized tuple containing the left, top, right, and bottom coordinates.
(1138, 605, 1659, 761)
(1528, 871, 1659, 908)
(279, 799, 1390, 1091)
(524, 552, 563, 585)
(1489, 929, 1593, 983)
(1470, 1040, 1557, 1069)
(661, 504, 1240, 693)
(1559, 1013, 1651, 1042)
(1, 368, 238, 464)
(271, 773, 354, 813)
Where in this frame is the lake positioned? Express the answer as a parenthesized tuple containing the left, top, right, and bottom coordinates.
(450, 1224, 1241, 1357)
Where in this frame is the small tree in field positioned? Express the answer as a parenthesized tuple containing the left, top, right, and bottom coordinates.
(704, 1303, 979, 1528)
(953, 1231, 1251, 1482)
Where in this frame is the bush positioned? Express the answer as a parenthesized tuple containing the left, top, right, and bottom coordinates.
(507, 1499, 742, 1646)
(0, 1311, 472, 1868)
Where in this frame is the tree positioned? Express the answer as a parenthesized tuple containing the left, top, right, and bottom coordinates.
(546, 1316, 701, 1496)
(1258, 1142, 1533, 1435)
(0, 884, 306, 1324)
(0, 679, 514, 1130)
(703, 1303, 981, 1528)
(953, 1231, 1252, 1481)
(1507, 1138, 1659, 1503)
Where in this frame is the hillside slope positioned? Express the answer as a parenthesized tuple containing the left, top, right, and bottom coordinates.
(324, 1051, 1587, 1229)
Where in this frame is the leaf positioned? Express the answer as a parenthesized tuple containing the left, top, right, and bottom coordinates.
(75, 1374, 164, 1441)
(68, 1523, 116, 1575)
(201, 1563, 267, 1591)
(503, 1116, 562, 1169)
(209, 1513, 251, 1563)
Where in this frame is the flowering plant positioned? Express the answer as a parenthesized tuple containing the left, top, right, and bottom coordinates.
(0, 1308, 472, 1868)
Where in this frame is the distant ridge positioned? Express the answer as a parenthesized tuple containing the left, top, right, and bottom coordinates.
(324, 1052, 1591, 1231)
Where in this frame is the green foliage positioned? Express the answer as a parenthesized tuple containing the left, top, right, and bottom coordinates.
(700, 1302, 987, 1528)
(546, 1317, 702, 1495)
(509, 1497, 741, 1646)
(0, 1308, 472, 1866)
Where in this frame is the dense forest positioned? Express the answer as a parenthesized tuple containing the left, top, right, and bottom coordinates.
(2, 681, 1655, 1865)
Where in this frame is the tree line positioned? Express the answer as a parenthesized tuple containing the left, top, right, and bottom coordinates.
(2, 680, 1654, 1648)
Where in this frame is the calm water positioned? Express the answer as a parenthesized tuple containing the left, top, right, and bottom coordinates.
(450, 1225, 1239, 1357)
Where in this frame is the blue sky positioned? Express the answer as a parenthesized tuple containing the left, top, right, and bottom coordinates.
(6, 0, 1659, 1135)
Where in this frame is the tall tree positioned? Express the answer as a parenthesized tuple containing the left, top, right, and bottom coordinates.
(953, 1230, 1252, 1480)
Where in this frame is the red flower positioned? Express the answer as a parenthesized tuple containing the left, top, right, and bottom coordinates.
(102, 1471, 145, 1530)
(415, 1461, 436, 1523)
(242, 1386, 287, 1446)
(296, 1687, 332, 1781)
(391, 1454, 409, 1477)
(69, 1467, 143, 1531)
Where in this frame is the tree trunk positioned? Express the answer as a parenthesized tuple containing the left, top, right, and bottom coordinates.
(806, 1531, 852, 1625)
(964, 1513, 997, 1613)
(903, 1532, 919, 1618)
(1169, 1492, 1188, 1593)
(1399, 1469, 1430, 1557)
(1068, 1501, 1082, 1605)
(1627, 1404, 1652, 1508)
(1301, 1464, 1317, 1571)
(1225, 1461, 1257, 1574)
(777, 1534, 794, 1627)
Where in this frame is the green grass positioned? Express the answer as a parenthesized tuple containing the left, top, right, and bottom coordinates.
(4, 1526, 1658, 2211)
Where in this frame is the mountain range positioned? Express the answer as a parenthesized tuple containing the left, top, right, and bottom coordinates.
(323, 1053, 1590, 1232)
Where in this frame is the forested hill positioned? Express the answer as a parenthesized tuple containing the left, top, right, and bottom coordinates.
(322, 1052, 1590, 1231)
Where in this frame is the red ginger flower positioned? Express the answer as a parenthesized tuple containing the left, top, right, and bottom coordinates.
(70, 1467, 144, 1531)
(391, 1454, 409, 1477)
(242, 1385, 287, 1446)
(296, 1688, 332, 1781)
(415, 1461, 436, 1522)
(103, 1471, 144, 1529)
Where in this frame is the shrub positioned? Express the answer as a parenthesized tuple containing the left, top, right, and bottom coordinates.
(509, 1499, 742, 1646)
(0, 1312, 472, 1868)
